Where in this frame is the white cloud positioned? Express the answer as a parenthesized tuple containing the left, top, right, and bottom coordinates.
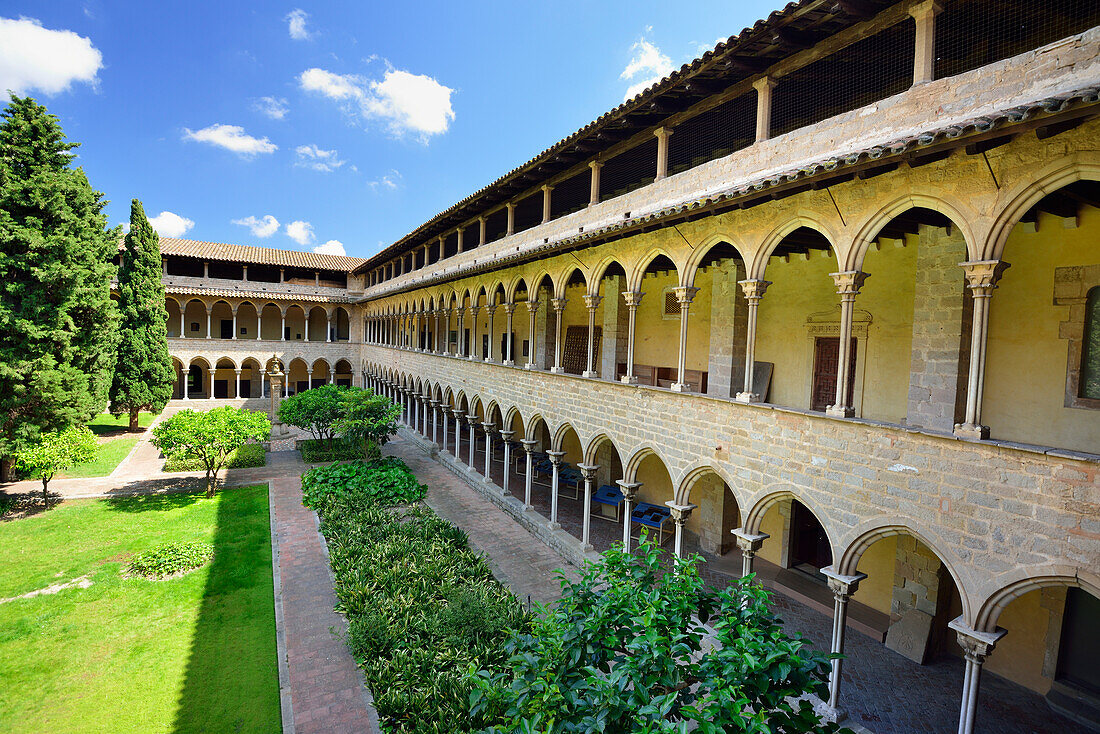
(232, 214, 280, 238)
(313, 239, 346, 256)
(294, 143, 345, 172)
(182, 123, 277, 157)
(299, 65, 455, 141)
(0, 16, 103, 95)
(620, 38, 674, 101)
(285, 220, 314, 245)
(254, 96, 288, 120)
(148, 211, 194, 238)
(367, 169, 401, 190)
(286, 9, 311, 40)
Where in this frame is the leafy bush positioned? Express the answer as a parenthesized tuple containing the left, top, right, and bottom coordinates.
(301, 457, 426, 507)
(278, 384, 349, 446)
(303, 461, 526, 732)
(299, 438, 366, 464)
(163, 442, 265, 472)
(126, 541, 214, 579)
(151, 407, 270, 496)
(470, 540, 850, 734)
(15, 425, 98, 505)
(282, 386, 399, 460)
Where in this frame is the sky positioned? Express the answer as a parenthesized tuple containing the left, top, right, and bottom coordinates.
(1, 1, 779, 260)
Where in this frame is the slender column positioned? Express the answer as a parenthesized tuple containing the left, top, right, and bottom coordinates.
(467, 415, 477, 470)
(500, 430, 514, 496)
(521, 439, 537, 510)
(414, 396, 422, 433)
(671, 287, 699, 392)
(588, 161, 602, 206)
(666, 503, 697, 558)
(453, 409, 466, 456)
(456, 227, 464, 254)
(949, 618, 1007, 734)
(503, 304, 516, 365)
(546, 450, 565, 530)
(326, 312, 333, 342)
(954, 260, 1010, 440)
(179, 311, 185, 338)
(541, 184, 552, 224)
(478, 216, 487, 246)
(205, 307, 212, 339)
(617, 481, 641, 551)
(231, 308, 238, 340)
(550, 298, 567, 373)
(256, 310, 262, 340)
(736, 279, 771, 402)
(577, 463, 599, 551)
(430, 400, 439, 444)
(441, 407, 451, 451)
(207, 369, 216, 399)
(506, 203, 515, 236)
(525, 300, 541, 370)
(910, 0, 943, 86)
(468, 306, 480, 360)
(654, 127, 673, 181)
(753, 76, 777, 143)
(234, 369, 242, 399)
(434, 310, 441, 353)
(820, 569, 868, 717)
(582, 294, 602, 378)
(183, 368, 189, 400)
(620, 291, 644, 383)
(732, 529, 770, 576)
(481, 422, 495, 481)
(280, 311, 286, 341)
(826, 271, 870, 416)
(456, 308, 466, 357)
(485, 305, 497, 362)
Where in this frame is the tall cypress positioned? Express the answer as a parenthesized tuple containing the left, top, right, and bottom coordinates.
(110, 200, 175, 429)
(0, 95, 119, 478)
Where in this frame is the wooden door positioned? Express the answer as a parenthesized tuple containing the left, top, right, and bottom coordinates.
(811, 337, 857, 412)
(790, 500, 832, 570)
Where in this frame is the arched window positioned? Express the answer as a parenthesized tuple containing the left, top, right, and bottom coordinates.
(1082, 287, 1100, 400)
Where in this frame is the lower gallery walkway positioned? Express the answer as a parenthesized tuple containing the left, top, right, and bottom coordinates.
(417, 425, 1085, 734)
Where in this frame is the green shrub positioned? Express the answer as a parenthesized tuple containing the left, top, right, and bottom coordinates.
(299, 438, 365, 464)
(126, 541, 214, 579)
(302, 462, 527, 733)
(301, 457, 426, 507)
(151, 407, 270, 497)
(163, 442, 266, 472)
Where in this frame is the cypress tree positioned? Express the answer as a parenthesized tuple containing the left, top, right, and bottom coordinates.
(110, 200, 175, 430)
(0, 95, 119, 478)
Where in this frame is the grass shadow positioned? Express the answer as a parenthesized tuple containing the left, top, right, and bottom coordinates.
(103, 490, 204, 514)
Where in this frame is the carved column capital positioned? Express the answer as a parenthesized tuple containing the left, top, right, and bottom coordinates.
(616, 480, 642, 501)
(738, 278, 772, 302)
(582, 294, 603, 311)
(546, 450, 565, 466)
(830, 270, 870, 298)
(480, 421, 495, 434)
(503, 303, 516, 316)
(959, 260, 1011, 297)
(673, 286, 700, 306)
(499, 429, 515, 441)
(732, 528, 770, 556)
(525, 299, 541, 314)
(520, 438, 538, 453)
(666, 502, 696, 525)
(949, 617, 1007, 662)
(486, 304, 498, 316)
(577, 463, 600, 481)
(621, 290, 645, 308)
(551, 297, 568, 312)
(821, 568, 867, 599)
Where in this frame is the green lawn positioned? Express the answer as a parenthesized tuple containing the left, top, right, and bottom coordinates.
(57, 435, 140, 478)
(86, 411, 156, 435)
(0, 486, 281, 733)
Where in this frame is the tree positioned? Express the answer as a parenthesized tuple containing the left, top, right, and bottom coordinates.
(278, 384, 349, 448)
(16, 425, 98, 506)
(334, 388, 400, 458)
(109, 199, 175, 430)
(471, 540, 850, 734)
(0, 95, 118, 480)
(151, 407, 270, 497)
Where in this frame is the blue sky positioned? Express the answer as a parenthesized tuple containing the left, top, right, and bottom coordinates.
(2, 1, 777, 259)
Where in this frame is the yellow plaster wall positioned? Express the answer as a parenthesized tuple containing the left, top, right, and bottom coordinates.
(757, 503, 787, 567)
(852, 535, 898, 615)
(632, 270, 713, 372)
(857, 239, 917, 423)
(984, 590, 1054, 694)
(985, 209, 1100, 453)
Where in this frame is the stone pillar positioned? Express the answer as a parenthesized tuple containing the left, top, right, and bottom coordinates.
(326, 312, 333, 342)
(183, 368, 189, 400)
(826, 271, 870, 417)
(478, 216, 487, 246)
(430, 400, 439, 444)
(821, 569, 868, 717)
(578, 463, 599, 551)
(707, 261, 748, 398)
(441, 407, 451, 451)
(601, 278, 628, 381)
(467, 414, 477, 470)
(468, 306, 480, 360)
(482, 422, 495, 481)
(666, 503, 696, 558)
(205, 307, 212, 339)
(280, 311, 287, 341)
(506, 202, 515, 236)
(621, 291, 644, 383)
(452, 410, 464, 457)
(256, 310, 263, 340)
(521, 439, 537, 510)
(434, 310, 442, 353)
(617, 481, 641, 551)
(231, 308, 238, 340)
(547, 450, 565, 529)
(456, 227, 464, 254)
(732, 529, 770, 577)
(654, 127, 673, 181)
(456, 308, 466, 357)
(441, 309, 451, 355)
(179, 311, 185, 338)
(588, 160, 602, 206)
(582, 294, 602, 378)
(541, 184, 552, 224)
(910, 0, 943, 86)
(207, 369, 216, 399)
(500, 430, 515, 495)
(949, 618, 1007, 734)
(954, 260, 1010, 440)
(671, 287, 699, 392)
(551, 298, 567, 373)
(234, 369, 242, 398)
(525, 300, 540, 370)
(753, 76, 777, 143)
(736, 279, 771, 402)
(503, 304, 516, 366)
(485, 305, 497, 362)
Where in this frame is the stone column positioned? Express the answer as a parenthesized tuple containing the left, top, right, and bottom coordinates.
(826, 271, 870, 417)
(256, 310, 263, 340)
(621, 291, 644, 383)
(910, 0, 943, 86)
(666, 503, 697, 558)
(506, 202, 515, 236)
(547, 450, 565, 529)
(504, 304, 516, 366)
(207, 369, 216, 399)
(500, 430, 514, 495)
(821, 569, 868, 717)
(482, 422, 495, 480)
(183, 368, 189, 400)
(525, 300, 540, 370)
(954, 260, 1010, 440)
(588, 160, 602, 206)
(441, 308, 451, 355)
(479, 216, 487, 246)
(654, 127, 673, 181)
(326, 312, 333, 342)
(468, 306, 480, 360)
(949, 618, 1007, 734)
(582, 294, 602, 378)
(467, 414, 477, 470)
(671, 287, 699, 392)
(736, 279, 771, 402)
(541, 184, 552, 224)
(205, 307, 212, 339)
(485, 305, 497, 362)
(617, 481, 641, 551)
(234, 369, 242, 399)
(434, 310, 442, 353)
(732, 529, 770, 576)
(430, 400, 439, 444)
(550, 298, 567, 373)
(521, 439, 537, 510)
(452, 410, 464, 456)
(281, 310, 288, 341)
(578, 464, 600, 551)
(179, 311, 185, 338)
(231, 308, 238, 340)
(456, 308, 467, 357)
(753, 76, 777, 143)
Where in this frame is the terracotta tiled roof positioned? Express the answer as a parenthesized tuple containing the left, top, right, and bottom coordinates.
(163, 285, 354, 303)
(152, 237, 367, 272)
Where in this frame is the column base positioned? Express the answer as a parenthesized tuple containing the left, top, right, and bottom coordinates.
(825, 405, 854, 418)
(484, 357, 493, 363)
(468, 356, 478, 362)
(670, 382, 690, 392)
(549, 366, 565, 374)
(953, 423, 990, 440)
(812, 700, 848, 724)
(735, 391, 761, 403)
(620, 375, 639, 385)
(523, 504, 534, 512)
(582, 543, 594, 553)
(581, 370, 598, 379)
(547, 521, 561, 531)
(504, 360, 515, 367)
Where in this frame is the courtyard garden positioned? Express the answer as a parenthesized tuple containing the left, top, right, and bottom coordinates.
(0, 485, 281, 733)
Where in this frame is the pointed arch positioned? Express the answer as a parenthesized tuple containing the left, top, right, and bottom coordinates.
(751, 215, 840, 280)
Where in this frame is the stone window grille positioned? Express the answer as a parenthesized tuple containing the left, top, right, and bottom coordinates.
(663, 288, 680, 320)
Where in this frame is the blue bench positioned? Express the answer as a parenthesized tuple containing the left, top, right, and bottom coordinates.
(532, 458, 580, 499)
(592, 484, 624, 522)
(631, 502, 672, 545)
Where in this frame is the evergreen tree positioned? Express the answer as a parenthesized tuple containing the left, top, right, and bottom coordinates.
(110, 199, 175, 429)
(0, 95, 118, 479)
